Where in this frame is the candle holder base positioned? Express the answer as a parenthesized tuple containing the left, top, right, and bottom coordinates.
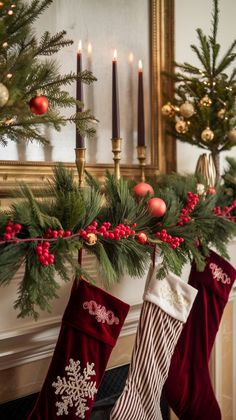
(111, 137, 122, 181)
(75, 147, 86, 188)
(137, 145, 146, 182)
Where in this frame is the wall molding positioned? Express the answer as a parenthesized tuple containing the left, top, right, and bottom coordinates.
(0, 302, 142, 372)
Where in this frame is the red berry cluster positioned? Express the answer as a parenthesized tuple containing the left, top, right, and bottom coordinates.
(35, 241, 55, 266)
(79, 221, 136, 241)
(44, 228, 72, 239)
(155, 229, 184, 249)
(177, 192, 199, 226)
(214, 199, 236, 220)
(3, 222, 22, 241)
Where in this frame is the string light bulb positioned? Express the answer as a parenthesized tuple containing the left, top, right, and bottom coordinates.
(6, 73, 12, 79)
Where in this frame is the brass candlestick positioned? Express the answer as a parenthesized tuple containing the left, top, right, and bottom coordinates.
(111, 137, 122, 181)
(75, 147, 86, 188)
(137, 145, 146, 182)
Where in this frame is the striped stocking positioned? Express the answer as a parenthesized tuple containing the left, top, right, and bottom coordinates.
(110, 263, 198, 420)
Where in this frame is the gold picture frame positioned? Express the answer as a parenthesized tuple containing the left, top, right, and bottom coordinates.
(0, 0, 175, 203)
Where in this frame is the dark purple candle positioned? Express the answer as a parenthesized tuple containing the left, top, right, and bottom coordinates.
(112, 50, 120, 139)
(137, 60, 145, 146)
(76, 40, 85, 148)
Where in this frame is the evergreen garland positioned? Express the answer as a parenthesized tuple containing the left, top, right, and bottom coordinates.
(0, 164, 235, 319)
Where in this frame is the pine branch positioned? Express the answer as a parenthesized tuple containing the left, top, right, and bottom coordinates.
(0, 0, 96, 146)
(6, 1, 53, 37)
(36, 31, 73, 56)
(209, 0, 220, 71)
(214, 41, 236, 75)
(192, 28, 211, 74)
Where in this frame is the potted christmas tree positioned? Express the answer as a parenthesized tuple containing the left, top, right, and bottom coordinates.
(162, 0, 236, 184)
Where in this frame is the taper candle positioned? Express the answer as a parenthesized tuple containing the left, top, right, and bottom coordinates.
(76, 40, 85, 148)
(137, 59, 145, 146)
(112, 49, 120, 139)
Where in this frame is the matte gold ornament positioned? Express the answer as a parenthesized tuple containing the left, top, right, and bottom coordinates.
(175, 120, 188, 134)
(217, 108, 226, 119)
(0, 82, 9, 107)
(228, 129, 236, 143)
(179, 101, 195, 118)
(201, 126, 214, 142)
(161, 102, 175, 117)
(85, 233, 97, 246)
(199, 95, 212, 107)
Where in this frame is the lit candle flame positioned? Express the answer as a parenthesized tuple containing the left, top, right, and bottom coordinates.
(87, 43, 92, 54)
(113, 49, 117, 61)
(78, 40, 82, 54)
(129, 52, 134, 63)
(138, 60, 143, 71)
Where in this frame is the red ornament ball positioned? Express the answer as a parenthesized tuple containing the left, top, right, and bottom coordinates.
(148, 197, 167, 218)
(207, 186, 216, 195)
(133, 182, 154, 197)
(137, 232, 148, 245)
(29, 95, 49, 115)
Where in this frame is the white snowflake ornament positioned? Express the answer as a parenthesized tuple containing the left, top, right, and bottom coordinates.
(52, 358, 97, 418)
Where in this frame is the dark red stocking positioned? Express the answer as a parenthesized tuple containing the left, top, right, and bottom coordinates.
(27, 279, 130, 419)
(163, 250, 236, 420)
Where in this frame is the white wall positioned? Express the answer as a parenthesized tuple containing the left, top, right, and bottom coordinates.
(175, 0, 236, 174)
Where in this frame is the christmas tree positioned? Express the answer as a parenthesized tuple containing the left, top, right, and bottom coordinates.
(0, 0, 95, 146)
(162, 0, 236, 182)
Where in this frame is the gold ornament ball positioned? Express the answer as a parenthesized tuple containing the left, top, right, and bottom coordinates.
(86, 233, 98, 246)
(217, 108, 226, 119)
(199, 95, 212, 107)
(161, 103, 175, 117)
(201, 127, 214, 142)
(0, 83, 9, 107)
(179, 101, 195, 118)
(175, 120, 188, 134)
(228, 129, 236, 143)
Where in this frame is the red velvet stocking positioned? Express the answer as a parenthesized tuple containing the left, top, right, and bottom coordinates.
(163, 250, 236, 420)
(27, 279, 130, 419)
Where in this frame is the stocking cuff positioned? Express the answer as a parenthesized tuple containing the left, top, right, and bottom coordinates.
(143, 269, 198, 322)
(63, 279, 130, 347)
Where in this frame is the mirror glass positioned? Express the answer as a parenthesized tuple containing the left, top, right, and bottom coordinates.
(1, 0, 151, 165)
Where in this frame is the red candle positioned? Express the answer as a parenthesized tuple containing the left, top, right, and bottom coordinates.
(137, 60, 145, 146)
(112, 49, 120, 139)
(76, 40, 85, 148)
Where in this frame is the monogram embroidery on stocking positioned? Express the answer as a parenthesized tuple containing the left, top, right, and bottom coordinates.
(52, 358, 97, 418)
(209, 262, 231, 284)
(158, 283, 188, 308)
(83, 300, 120, 325)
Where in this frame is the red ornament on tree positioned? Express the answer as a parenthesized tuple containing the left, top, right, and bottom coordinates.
(29, 95, 49, 115)
(148, 197, 167, 218)
(133, 182, 154, 197)
(136, 232, 148, 244)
